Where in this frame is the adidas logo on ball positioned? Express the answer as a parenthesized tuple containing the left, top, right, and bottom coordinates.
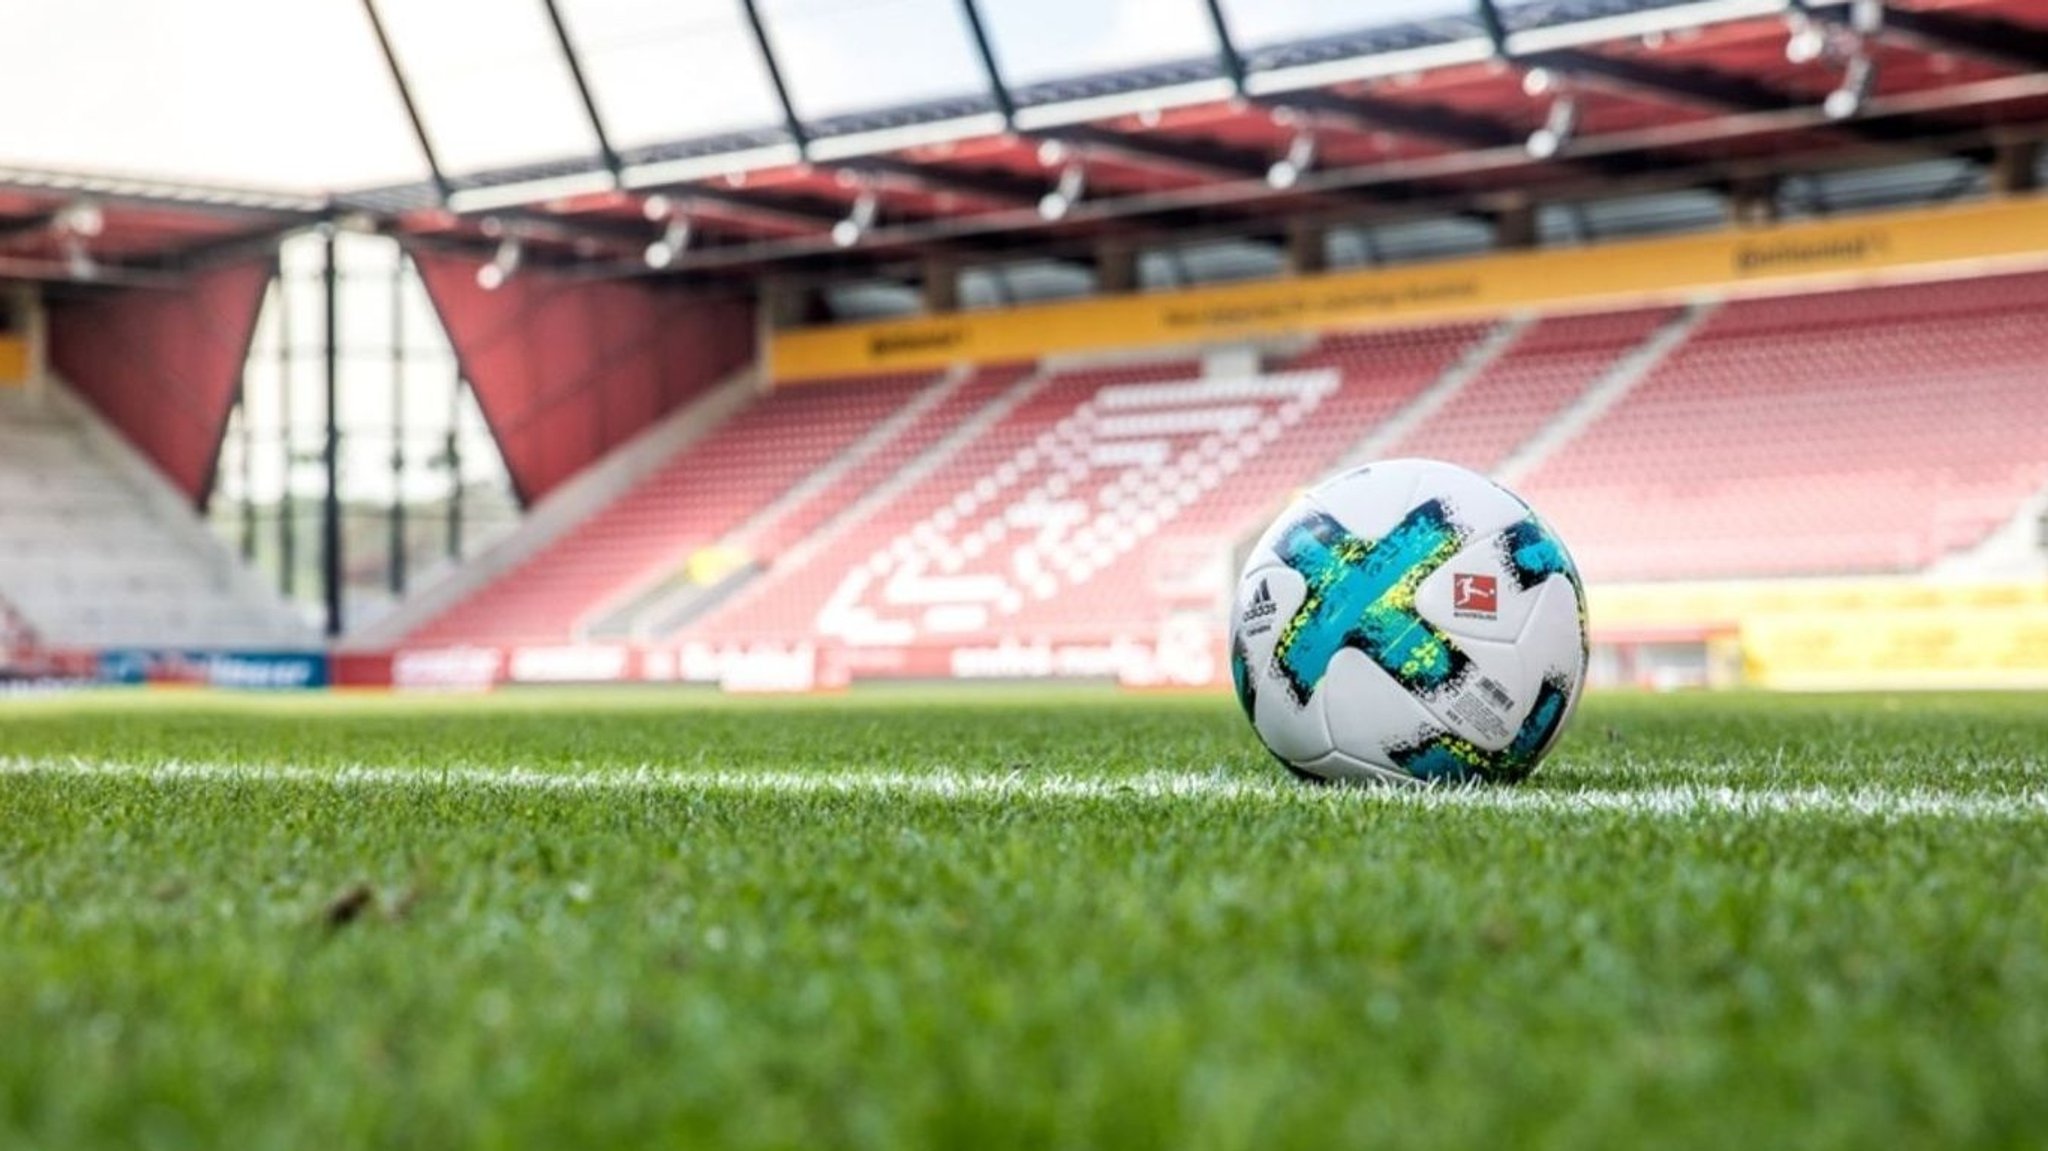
(1243, 579, 1278, 623)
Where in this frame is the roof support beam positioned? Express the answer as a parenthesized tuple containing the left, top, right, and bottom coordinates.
(1525, 45, 1968, 156)
(1275, 88, 1516, 150)
(1199, 0, 1248, 94)
(0, 211, 59, 242)
(835, 157, 1042, 207)
(956, 0, 1017, 126)
(1842, 5, 2048, 74)
(1271, 73, 1656, 187)
(1477, 0, 1511, 57)
(738, 0, 810, 158)
(1524, 48, 1791, 114)
(538, 0, 622, 182)
(1053, 124, 1267, 181)
(655, 185, 842, 232)
(359, 0, 452, 205)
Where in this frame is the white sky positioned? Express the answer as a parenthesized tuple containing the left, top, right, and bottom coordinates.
(0, 0, 1477, 192)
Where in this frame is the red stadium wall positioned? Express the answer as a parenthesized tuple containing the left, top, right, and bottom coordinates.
(45, 259, 271, 504)
(411, 251, 756, 504)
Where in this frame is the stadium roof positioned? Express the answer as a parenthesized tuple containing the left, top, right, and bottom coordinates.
(3, 0, 2047, 287)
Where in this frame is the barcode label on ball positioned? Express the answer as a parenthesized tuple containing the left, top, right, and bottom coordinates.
(1478, 677, 1515, 711)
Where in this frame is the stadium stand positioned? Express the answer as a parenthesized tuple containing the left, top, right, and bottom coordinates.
(1381, 308, 1679, 476)
(1517, 271, 2048, 582)
(0, 387, 311, 649)
(390, 261, 2048, 662)
(406, 372, 943, 646)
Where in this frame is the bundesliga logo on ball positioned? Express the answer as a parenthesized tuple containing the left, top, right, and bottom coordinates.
(1231, 459, 1590, 785)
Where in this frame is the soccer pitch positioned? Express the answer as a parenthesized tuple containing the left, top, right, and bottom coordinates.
(3, 688, 2046, 1149)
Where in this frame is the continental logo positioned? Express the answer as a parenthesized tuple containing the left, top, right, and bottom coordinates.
(1161, 276, 1481, 332)
(1734, 231, 1889, 276)
(868, 324, 968, 360)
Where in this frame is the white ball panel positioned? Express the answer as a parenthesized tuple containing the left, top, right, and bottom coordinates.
(1520, 573, 1590, 684)
(1383, 457, 1529, 539)
(1319, 648, 1455, 768)
(1298, 463, 1425, 544)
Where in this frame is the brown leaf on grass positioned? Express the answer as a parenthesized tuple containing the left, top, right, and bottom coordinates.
(324, 882, 376, 929)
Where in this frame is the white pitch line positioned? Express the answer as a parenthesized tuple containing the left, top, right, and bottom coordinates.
(3, 757, 2047, 820)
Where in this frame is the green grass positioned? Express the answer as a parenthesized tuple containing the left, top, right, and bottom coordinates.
(3, 687, 2047, 1150)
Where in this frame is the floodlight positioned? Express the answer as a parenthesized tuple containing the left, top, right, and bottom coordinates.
(53, 201, 104, 238)
(61, 234, 96, 281)
(1266, 131, 1318, 190)
(833, 190, 879, 248)
(1785, 14, 1827, 64)
(1526, 95, 1580, 160)
(477, 236, 522, 291)
(644, 216, 692, 270)
(1825, 53, 1877, 120)
(1038, 163, 1087, 221)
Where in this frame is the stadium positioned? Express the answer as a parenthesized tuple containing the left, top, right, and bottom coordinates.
(2, 0, 2046, 1144)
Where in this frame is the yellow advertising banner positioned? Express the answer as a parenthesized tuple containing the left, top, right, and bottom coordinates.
(0, 336, 27, 387)
(770, 194, 2048, 382)
(1741, 606, 2048, 691)
(1589, 578, 2048, 635)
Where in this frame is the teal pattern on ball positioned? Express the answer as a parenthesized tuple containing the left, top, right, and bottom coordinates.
(1501, 517, 1573, 588)
(1269, 500, 1471, 706)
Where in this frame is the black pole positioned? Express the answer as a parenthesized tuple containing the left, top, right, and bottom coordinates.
(447, 372, 464, 563)
(360, 0, 453, 203)
(389, 252, 407, 596)
(1477, 0, 1510, 57)
(322, 228, 343, 639)
(738, 0, 809, 155)
(539, 0, 622, 181)
(276, 271, 296, 599)
(956, 0, 1016, 125)
(1199, 0, 1246, 93)
(236, 367, 256, 563)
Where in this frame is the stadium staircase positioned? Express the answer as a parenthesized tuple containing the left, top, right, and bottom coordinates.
(1934, 479, 2048, 578)
(402, 370, 944, 647)
(0, 590, 39, 672)
(598, 362, 1032, 638)
(1491, 304, 1712, 487)
(0, 383, 311, 649)
(1331, 315, 1533, 469)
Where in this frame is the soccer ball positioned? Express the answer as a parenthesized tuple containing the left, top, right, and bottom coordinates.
(1230, 459, 1588, 785)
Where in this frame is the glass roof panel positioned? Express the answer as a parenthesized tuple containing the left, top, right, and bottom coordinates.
(1222, 0, 1481, 50)
(762, 0, 990, 123)
(376, 0, 600, 176)
(0, 0, 424, 192)
(976, 0, 1220, 88)
(558, 0, 785, 149)
(1494, 0, 1727, 32)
